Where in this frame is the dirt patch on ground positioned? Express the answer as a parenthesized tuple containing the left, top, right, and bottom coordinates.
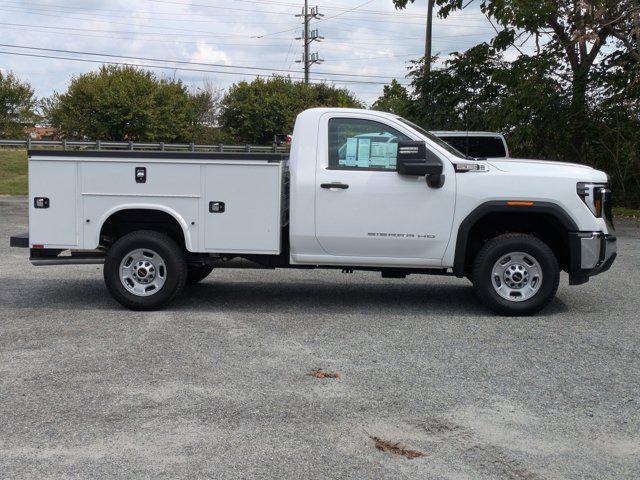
(307, 369, 340, 379)
(369, 435, 427, 459)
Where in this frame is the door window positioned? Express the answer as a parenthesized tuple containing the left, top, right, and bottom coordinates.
(328, 118, 410, 171)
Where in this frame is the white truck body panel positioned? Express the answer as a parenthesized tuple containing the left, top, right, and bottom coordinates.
(28, 108, 612, 269)
(28, 154, 283, 255)
(29, 160, 79, 248)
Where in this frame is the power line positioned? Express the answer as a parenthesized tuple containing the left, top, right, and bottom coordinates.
(0, 49, 412, 86)
(0, 18, 286, 40)
(1, 1, 495, 30)
(0, 4, 496, 42)
(327, 53, 421, 62)
(142, 0, 294, 16)
(0, 0, 297, 24)
(0, 21, 471, 48)
(141, 0, 481, 20)
(0, 43, 409, 80)
(318, 0, 376, 22)
(0, 22, 506, 55)
(0, 6, 300, 37)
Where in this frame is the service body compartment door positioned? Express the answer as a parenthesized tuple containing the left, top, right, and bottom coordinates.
(29, 160, 78, 248)
(203, 163, 282, 254)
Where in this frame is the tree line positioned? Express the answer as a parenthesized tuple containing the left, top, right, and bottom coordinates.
(1, 0, 638, 206)
(0, 66, 361, 145)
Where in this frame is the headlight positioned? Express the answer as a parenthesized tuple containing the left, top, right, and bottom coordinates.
(577, 182, 611, 218)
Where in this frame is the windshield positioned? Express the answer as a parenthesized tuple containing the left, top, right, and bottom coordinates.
(397, 118, 468, 159)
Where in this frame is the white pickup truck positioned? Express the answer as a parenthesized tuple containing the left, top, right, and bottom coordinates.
(10, 108, 617, 315)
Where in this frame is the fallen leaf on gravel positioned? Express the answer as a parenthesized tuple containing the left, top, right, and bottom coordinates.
(307, 369, 340, 379)
(369, 435, 427, 459)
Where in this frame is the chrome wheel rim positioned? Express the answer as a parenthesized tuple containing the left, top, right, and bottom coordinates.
(491, 252, 543, 302)
(119, 248, 166, 297)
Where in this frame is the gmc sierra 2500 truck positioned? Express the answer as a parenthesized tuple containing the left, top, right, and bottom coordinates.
(10, 108, 617, 315)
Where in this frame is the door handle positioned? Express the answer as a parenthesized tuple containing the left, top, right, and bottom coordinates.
(321, 182, 349, 190)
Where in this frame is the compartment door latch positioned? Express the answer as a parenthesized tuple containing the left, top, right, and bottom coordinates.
(34, 197, 50, 209)
(135, 167, 147, 183)
(209, 201, 225, 213)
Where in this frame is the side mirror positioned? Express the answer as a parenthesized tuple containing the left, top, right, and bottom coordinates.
(397, 141, 445, 188)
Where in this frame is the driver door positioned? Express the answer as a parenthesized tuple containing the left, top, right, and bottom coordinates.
(314, 114, 456, 264)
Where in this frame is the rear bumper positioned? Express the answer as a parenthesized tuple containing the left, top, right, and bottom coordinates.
(10, 233, 106, 265)
(568, 232, 617, 285)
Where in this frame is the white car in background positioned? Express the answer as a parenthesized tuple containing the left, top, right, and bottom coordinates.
(432, 131, 510, 159)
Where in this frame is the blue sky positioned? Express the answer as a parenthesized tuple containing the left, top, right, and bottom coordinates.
(0, 0, 510, 105)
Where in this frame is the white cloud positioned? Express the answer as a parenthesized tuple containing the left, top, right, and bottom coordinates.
(190, 43, 229, 65)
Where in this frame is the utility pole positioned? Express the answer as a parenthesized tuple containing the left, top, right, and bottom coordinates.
(296, 1, 324, 84)
(424, 0, 435, 76)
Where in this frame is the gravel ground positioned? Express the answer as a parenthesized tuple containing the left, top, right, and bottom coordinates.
(1, 196, 639, 480)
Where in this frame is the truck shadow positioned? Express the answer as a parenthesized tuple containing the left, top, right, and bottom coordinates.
(0, 277, 569, 316)
(177, 281, 569, 316)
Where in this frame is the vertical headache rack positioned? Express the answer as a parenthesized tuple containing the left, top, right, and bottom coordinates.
(0, 139, 290, 154)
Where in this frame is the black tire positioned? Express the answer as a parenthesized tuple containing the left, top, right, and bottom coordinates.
(186, 265, 214, 285)
(471, 233, 560, 316)
(104, 230, 187, 311)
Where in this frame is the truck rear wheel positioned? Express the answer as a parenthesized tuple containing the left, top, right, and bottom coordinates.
(186, 265, 214, 285)
(104, 230, 187, 310)
(471, 233, 559, 316)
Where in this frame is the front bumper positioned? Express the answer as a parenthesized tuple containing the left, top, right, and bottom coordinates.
(568, 232, 617, 285)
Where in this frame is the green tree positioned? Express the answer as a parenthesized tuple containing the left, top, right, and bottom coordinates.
(43, 65, 210, 142)
(372, 79, 412, 116)
(378, 45, 571, 160)
(0, 71, 37, 138)
(393, 0, 636, 160)
(219, 77, 362, 144)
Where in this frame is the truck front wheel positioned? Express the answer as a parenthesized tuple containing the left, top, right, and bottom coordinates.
(471, 233, 560, 316)
(104, 230, 187, 311)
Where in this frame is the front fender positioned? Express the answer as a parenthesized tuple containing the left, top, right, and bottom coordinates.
(451, 201, 578, 277)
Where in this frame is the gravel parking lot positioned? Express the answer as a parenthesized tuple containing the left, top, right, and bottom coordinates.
(1, 196, 639, 480)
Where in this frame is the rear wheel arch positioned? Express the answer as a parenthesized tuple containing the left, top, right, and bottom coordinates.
(453, 202, 578, 277)
(99, 207, 192, 251)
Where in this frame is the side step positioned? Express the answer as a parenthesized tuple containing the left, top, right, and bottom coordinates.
(30, 256, 106, 266)
(30, 248, 106, 266)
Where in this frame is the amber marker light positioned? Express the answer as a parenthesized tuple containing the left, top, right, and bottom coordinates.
(593, 198, 603, 217)
(507, 201, 535, 206)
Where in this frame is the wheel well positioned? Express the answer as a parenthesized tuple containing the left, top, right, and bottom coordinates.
(460, 212, 570, 275)
(100, 209, 186, 249)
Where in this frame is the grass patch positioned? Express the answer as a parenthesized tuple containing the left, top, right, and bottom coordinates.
(614, 207, 640, 219)
(0, 150, 28, 195)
